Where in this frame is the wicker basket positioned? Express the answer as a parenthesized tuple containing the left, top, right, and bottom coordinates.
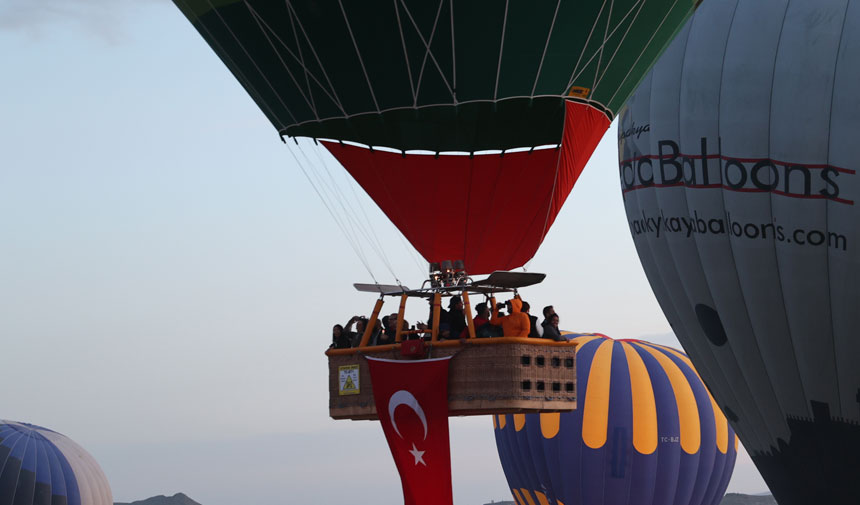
(328, 342, 576, 420)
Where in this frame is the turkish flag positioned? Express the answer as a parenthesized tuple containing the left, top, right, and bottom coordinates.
(366, 356, 453, 505)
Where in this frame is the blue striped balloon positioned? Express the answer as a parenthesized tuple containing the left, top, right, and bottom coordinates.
(494, 335, 737, 505)
(0, 421, 112, 505)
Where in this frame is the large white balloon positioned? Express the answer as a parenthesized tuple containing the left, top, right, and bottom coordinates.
(618, 1, 860, 504)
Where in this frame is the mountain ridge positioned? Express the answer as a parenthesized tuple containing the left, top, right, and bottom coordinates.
(115, 493, 201, 505)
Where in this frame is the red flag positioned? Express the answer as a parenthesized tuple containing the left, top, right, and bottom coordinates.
(366, 356, 453, 505)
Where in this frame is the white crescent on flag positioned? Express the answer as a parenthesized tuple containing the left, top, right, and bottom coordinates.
(388, 390, 428, 440)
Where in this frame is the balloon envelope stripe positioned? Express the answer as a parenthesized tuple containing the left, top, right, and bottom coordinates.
(0, 422, 110, 505)
(637, 345, 701, 455)
(621, 342, 658, 455)
(581, 340, 614, 449)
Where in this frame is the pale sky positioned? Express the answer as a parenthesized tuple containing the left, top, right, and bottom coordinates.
(0, 1, 768, 504)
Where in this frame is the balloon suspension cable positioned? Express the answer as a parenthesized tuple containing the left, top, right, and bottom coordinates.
(298, 140, 390, 278)
(305, 139, 402, 284)
(285, 139, 380, 285)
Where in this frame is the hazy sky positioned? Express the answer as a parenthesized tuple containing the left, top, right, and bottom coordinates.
(1, 1, 768, 504)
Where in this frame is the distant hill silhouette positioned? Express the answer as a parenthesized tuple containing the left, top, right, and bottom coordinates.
(115, 493, 201, 505)
(719, 494, 776, 505)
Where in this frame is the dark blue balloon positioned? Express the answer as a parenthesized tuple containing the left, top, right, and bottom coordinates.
(493, 335, 737, 505)
(0, 421, 112, 505)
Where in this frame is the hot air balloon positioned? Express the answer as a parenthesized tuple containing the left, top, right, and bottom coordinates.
(0, 421, 113, 505)
(618, 1, 860, 503)
(172, 0, 697, 275)
(494, 335, 737, 505)
(170, 3, 700, 504)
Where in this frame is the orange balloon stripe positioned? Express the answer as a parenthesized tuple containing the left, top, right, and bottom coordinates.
(512, 489, 525, 505)
(643, 342, 729, 454)
(514, 414, 526, 432)
(569, 335, 604, 352)
(520, 488, 538, 505)
(493, 414, 498, 430)
(499, 415, 507, 429)
(540, 413, 561, 439)
(582, 340, 614, 449)
(621, 342, 658, 454)
(535, 491, 551, 505)
(635, 343, 701, 454)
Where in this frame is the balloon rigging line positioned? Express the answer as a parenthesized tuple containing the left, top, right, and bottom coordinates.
(591, 0, 647, 99)
(317, 145, 392, 267)
(207, 0, 301, 122)
(530, 0, 563, 97)
(337, 0, 381, 112)
(286, 140, 379, 283)
(361, 144, 426, 283)
(566, 0, 649, 95)
(307, 141, 402, 283)
(566, 0, 610, 95)
(449, 0, 457, 98)
(592, 0, 616, 98)
(244, 1, 343, 117)
(188, 0, 297, 125)
(398, 232, 428, 279)
(603, 0, 681, 108)
(406, 0, 448, 108)
(243, 0, 319, 121)
(279, 98, 593, 134)
(500, 147, 556, 270)
(284, 0, 348, 113)
(536, 128, 566, 261)
(393, 0, 418, 101)
(397, 0, 456, 101)
(295, 140, 391, 278)
(295, 142, 369, 262)
(284, 0, 319, 118)
(493, 0, 510, 102)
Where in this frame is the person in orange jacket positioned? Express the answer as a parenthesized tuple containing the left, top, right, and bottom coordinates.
(490, 298, 530, 338)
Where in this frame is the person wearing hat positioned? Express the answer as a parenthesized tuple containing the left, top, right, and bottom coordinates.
(490, 298, 530, 338)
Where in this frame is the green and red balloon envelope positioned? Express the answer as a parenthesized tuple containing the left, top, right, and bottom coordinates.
(619, 0, 860, 503)
(171, 0, 697, 274)
(494, 335, 737, 505)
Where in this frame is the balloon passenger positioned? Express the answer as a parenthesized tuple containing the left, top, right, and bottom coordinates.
(462, 302, 492, 338)
(376, 315, 395, 346)
(368, 319, 383, 345)
(541, 305, 555, 328)
(490, 299, 530, 338)
(446, 296, 467, 341)
(521, 301, 541, 339)
(331, 324, 350, 349)
(542, 313, 563, 341)
(343, 316, 367, 347)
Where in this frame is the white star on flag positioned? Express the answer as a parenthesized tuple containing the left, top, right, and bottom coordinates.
(409, 443, 427, 466)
